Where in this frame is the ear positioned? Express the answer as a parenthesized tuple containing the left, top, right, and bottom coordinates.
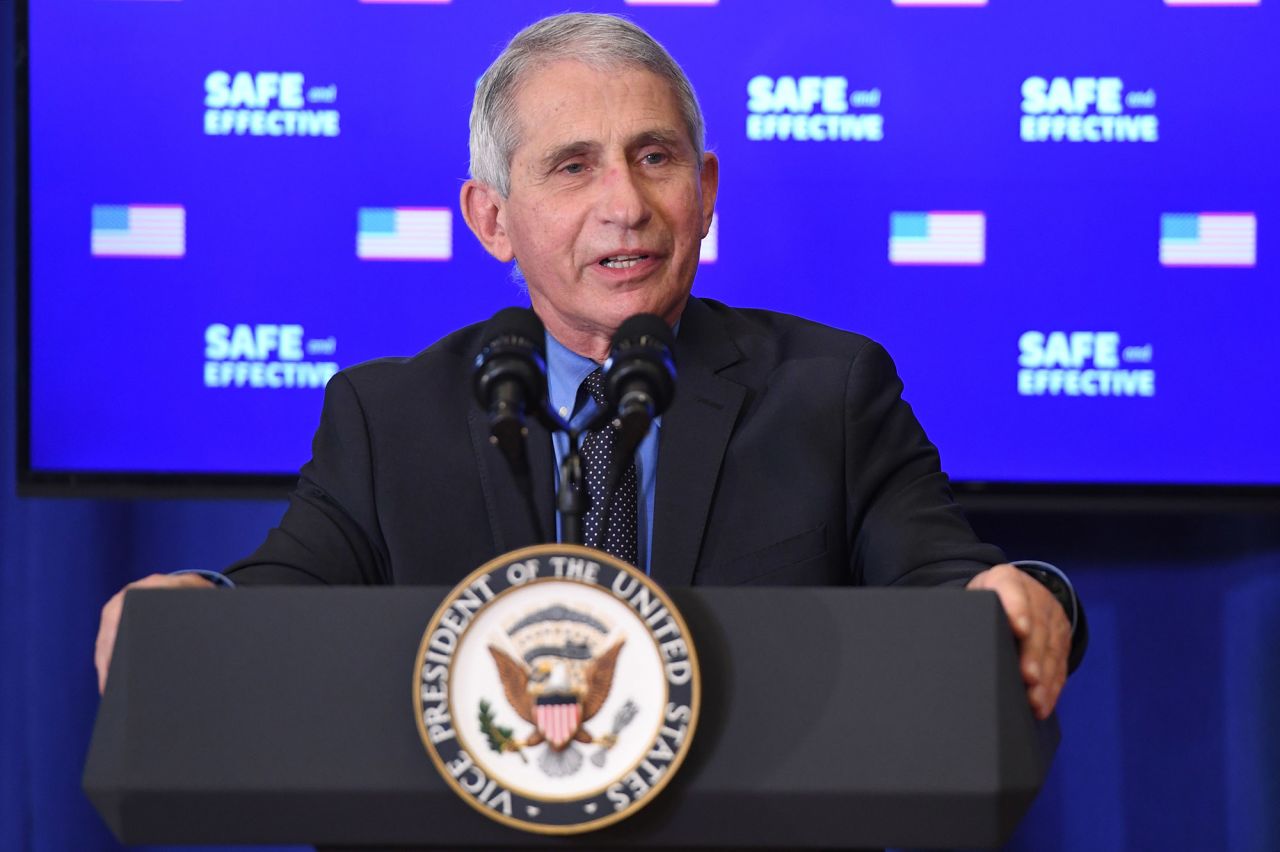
(699, 151, 720, 238)
(460, 179, 515, 262)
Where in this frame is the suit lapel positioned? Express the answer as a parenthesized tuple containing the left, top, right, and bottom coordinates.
(650, 299, 746, 587)
(527, 421, 556, 544)
(467, 405, 557, 554)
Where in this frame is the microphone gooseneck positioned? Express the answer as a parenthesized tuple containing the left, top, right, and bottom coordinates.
(604, 313, 677, 445)
(592, 314, 678, 556)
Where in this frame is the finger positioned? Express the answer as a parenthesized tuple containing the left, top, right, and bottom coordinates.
(1020, 592, 1053, 688)
(1030, 686, 1051, 720)
(976, 570, 1047, 687)
(1038, 607, 1072, 717)
(95, 590, 125, 695)
(1024, 586, 1071, 718)
(1039, 601, 1069, 689)
(998, 577, 1036, 642)
(131, 572, 186, 590)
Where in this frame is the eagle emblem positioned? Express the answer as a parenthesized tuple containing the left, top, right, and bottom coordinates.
(480, 604, 633, 777)
(414, 545, 701, 834)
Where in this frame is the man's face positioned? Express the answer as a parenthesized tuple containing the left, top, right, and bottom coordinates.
(474, 60, 718, 345)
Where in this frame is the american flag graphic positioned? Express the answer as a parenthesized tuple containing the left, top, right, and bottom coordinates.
(699, 213, 718, 264)
(893, 0, 988, 6)
(91, 204, 185, 258)
(1159, 213, 1256, 267)
(535, 699, 581, 750)
(889, 211, 985, 265)
(356, 207, 451, 261)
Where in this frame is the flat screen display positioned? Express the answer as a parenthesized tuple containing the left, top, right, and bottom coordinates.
(19, 0, 1280, 491)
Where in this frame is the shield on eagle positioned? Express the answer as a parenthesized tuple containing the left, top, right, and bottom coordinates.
(534, 696, 581, 750)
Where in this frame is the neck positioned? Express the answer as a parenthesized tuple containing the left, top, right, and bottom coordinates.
(542, 324, 612, 363)
(534, 298, 687, 363)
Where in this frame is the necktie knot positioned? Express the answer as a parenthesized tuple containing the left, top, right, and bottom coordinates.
(580, 367, 608, 410)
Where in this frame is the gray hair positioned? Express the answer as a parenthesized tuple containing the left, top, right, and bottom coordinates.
(468, 13, 706, 197)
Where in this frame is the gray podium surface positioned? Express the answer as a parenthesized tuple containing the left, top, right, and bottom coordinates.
(84, 587, 1057, 849)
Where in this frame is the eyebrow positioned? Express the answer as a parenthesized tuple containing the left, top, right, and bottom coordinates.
(628, 129, 686, 153)
(539, 141, 597, 171)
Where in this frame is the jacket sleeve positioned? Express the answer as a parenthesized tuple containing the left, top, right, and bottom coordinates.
(845, 340, 1088, 671)
(224, 371, 390, 586)
(845, 339, 1006, 587)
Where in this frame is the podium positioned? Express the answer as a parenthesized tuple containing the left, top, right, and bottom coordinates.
(85, 587, 1057, 849)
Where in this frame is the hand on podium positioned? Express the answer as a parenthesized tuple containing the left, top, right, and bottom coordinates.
(967, 563, 1072, 720)
(95, 573, 214, 694)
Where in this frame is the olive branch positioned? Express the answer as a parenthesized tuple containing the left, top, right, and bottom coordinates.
(478, 699, 527, 763)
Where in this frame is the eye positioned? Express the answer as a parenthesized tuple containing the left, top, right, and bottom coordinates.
(641, 151, 668, 166)
(561, 162, 586, 175)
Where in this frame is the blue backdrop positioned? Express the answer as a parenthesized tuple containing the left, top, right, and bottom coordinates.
(5, 5, 1280, 851)
(20, 0, 1280, 487)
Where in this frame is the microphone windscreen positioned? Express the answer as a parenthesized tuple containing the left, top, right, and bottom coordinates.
(611, 313, 675, 353)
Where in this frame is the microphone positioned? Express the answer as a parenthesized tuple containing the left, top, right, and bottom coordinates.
(603, 314, 677, 446)
(473, 307, 548, 457)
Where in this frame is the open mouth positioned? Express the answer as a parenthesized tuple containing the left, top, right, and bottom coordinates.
(599, 254, 650, 270)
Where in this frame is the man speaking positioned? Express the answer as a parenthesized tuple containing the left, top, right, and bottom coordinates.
(96, 13, 1084, 720)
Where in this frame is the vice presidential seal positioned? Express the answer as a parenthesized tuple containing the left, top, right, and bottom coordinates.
(413, 544, 700, 834)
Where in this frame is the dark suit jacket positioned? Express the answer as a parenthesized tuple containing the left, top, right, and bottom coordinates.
(226, 297, 1007, 590)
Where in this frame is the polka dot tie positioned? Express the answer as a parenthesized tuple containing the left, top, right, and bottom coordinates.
(578, 368, 638, 566)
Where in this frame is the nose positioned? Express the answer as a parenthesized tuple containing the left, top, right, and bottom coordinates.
(596, 163, 652, 230)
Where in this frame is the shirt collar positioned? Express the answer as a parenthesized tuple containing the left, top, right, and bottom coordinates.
(545, 320, 680, 428)
(546, 332, 600, 425)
